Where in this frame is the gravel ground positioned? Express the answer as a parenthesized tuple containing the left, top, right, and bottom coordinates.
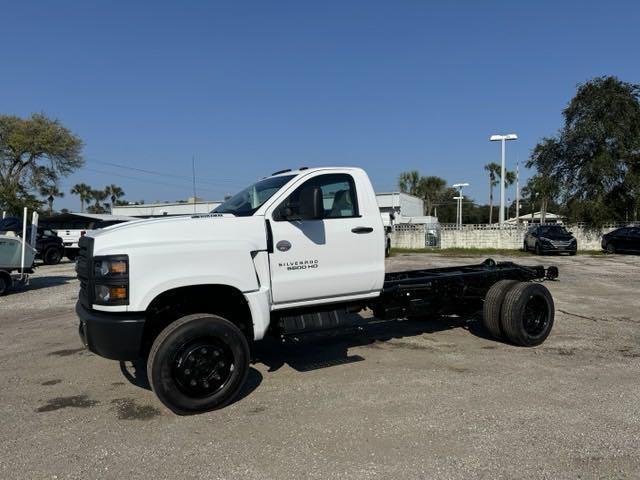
(1, 253, 639, 479)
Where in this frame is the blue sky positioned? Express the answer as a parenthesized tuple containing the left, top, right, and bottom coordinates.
(1, 1, 639, 211)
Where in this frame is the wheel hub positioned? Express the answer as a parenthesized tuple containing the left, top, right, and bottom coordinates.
(173, 339, 233, 397)
(522, 295, 549, 336)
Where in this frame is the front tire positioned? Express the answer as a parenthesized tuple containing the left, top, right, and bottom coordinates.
(535, 242, 542, 255)
(0, 275, 8, 296)
(500, 282, 554, 347)
(147, 313, 250, 415)
(43, 247, 63, 265)
(605, 243, 616, 254)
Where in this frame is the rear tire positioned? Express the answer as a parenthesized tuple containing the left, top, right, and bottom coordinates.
(482, 279, 519, 339)
(501, 282, 554, 346)
(147, 313, 250, 415)
(43, 247, 63, 265)
(606, 243, 616, 254)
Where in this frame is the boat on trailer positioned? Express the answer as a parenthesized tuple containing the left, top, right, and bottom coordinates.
(0, 209, 38, 296)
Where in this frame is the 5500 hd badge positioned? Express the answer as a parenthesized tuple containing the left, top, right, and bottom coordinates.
(278, 260, 319, 271)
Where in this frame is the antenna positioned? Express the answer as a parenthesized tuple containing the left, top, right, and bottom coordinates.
(192, 155, 197, 214)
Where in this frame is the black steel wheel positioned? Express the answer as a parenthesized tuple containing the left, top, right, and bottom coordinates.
(43, 247, 63, 265)
(147, 313, 250, 415)
(500, 282, 554, 346)
(482, 279, 519, 340)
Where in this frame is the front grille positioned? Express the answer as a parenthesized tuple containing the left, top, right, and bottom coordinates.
(77, 236, 94, 308)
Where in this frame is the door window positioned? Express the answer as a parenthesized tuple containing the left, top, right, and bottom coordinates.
(274, 173, 358, 221)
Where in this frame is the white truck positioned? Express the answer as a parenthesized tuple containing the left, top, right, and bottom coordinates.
(76, 167, 558, 414)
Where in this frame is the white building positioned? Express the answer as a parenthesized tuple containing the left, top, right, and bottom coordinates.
(112, 199, 222, 218)
(375, 192, 438, 226)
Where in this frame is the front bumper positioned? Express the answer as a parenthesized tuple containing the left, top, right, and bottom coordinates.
(76, 301, 146, 360)
(539, 242, 577, 253)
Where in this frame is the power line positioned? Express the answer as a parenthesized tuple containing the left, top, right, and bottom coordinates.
(85, 159, 249, 187)
(82, 167, 230, 198)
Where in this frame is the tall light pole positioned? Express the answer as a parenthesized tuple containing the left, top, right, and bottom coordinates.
(489, 133, 518, 226)
(452, 183, 469, 229)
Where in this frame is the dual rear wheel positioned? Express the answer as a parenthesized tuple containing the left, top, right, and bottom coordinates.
(482, 280, 554, 346)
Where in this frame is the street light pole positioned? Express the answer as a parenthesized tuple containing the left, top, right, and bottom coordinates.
(490, 133, 518, 227)
(452, 183, 469, 229)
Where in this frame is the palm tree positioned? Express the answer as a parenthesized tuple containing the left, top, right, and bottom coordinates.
(485, 163, 516, 224)
(398, 171, 421, 196)
(104, 184, 125, 210)
(88, 189, 108, 213)
(418, 176, 446, 216)
(39, 185, 64, 214)
(70, 183, 92, 213)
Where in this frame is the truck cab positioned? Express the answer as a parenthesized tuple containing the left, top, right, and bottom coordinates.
(76, 167, 557, 414)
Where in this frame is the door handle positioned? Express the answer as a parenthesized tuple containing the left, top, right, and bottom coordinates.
(351, 226, 374, 234)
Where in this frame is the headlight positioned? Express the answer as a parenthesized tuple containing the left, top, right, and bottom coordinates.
(95, 257, 128, 277)
(93, 255, 129, 305)
(95, 285, 128, 303)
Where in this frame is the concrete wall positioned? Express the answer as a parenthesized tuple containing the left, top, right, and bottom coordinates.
(390, 223, 622, 251)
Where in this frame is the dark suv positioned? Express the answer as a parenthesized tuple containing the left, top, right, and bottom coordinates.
(524, 224, 577, 255)
(601, 227, 640, 254)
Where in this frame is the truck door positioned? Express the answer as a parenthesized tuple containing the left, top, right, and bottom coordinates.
(267, 172, 383, 305)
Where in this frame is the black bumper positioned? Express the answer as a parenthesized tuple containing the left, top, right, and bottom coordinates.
(76, 301, 146, 360)
(539, 244, 577, 253)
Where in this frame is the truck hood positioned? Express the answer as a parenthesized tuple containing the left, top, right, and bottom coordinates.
(89, 214, 268, 255)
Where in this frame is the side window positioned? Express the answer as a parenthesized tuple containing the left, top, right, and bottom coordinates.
(274, 173, 359, 221)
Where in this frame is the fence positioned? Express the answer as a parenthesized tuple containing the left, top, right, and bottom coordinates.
(390, 222, 626, 251)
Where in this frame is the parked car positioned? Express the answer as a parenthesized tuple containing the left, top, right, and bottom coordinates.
(601, 227, 640, 254)
(34, 228, 65, 265)
(524, 225, 577, 255)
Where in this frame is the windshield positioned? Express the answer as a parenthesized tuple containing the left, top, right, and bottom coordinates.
(212, 175, 296, 216)
(538, 225, 569, 236)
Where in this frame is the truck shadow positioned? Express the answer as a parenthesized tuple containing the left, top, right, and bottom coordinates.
(118, 360, 263, 407)
(255, 314, 492, 373)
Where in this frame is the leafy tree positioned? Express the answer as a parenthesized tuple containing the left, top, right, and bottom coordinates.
(528, 76, 640, 225)
(39, 184, 64, 214)
(0, 113, 83, 212)
(104, 184, 125, 209)
(484, 162, 515, 224)
(70, 183, 92, 212)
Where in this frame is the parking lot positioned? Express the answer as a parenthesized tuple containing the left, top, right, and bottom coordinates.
(1, 253, 639, 479)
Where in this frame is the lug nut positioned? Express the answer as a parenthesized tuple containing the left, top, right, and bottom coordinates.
(190, 379, 197, 386)
(201, 348, 207, 354)
(184, 369, 191, 375)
